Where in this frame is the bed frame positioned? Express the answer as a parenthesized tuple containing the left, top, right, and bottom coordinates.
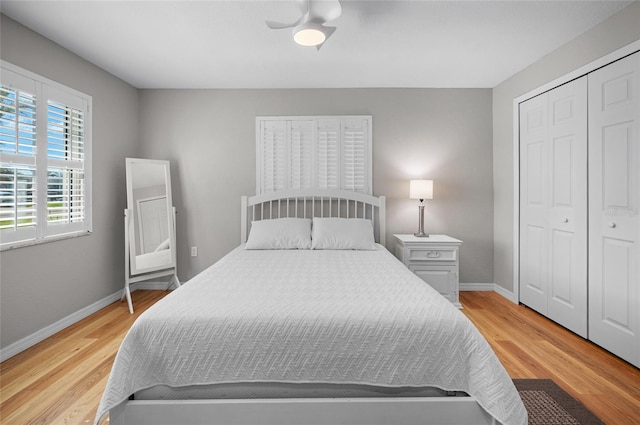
(241, 188, 386, 245)
(106, 190, 500, 425)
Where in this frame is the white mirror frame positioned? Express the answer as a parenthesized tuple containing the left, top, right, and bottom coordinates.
(123, 158, 179, 314)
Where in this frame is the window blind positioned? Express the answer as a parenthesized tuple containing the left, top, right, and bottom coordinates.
(0, 85, 36, 156)
(342, 119, 367, 192)
(316, 119, 339, 190)
(46, 100, 86, 227)
(289, 120, 313, 190)
(0, 73, 38, 241)
(47, 168, 85, 225)
(257, 116, 371, 194)
(0, 165, 37, 233)
(260, 120, 286, 193)
(0, 61, 91, 249)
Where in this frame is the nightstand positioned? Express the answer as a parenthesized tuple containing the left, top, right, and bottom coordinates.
(393, 234, 463, 308)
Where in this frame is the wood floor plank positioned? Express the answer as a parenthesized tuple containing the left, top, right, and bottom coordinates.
(460, 291, 640, 425)
(1, 290, 639, 425)
(579, 393, 639, 425)
(2, 339, 120, 424)
(0, 338, 97, 403)
(493, 340, 557, 379)
(0, 291, 169, 425)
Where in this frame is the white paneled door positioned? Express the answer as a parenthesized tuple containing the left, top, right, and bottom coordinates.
(520, 92, 549, 315)
(520, 76, 588, 338)
(588, 52, 640, 368)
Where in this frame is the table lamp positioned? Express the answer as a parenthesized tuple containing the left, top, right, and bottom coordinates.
(409, 179, 433, 237)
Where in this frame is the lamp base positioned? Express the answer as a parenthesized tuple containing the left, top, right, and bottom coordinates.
(415, 204, 429, 237)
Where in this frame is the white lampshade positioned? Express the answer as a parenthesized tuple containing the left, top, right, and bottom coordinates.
(293, 23, 326, 47)
(409, 179, 434, 200)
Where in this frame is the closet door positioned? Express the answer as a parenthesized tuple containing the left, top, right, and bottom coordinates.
(520, 93, 549, 315)
(588, 52, 640, 368)
(520, 77, 588, 337)
(547, 79, 588, 337)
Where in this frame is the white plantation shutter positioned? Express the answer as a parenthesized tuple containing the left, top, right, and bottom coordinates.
(316, 119, 339, 189)
(46, 168, 85, 225)
(341, 119, 368, 193)
(0, 165, 37, 239)
(0, 61, 91, 249)
(0, 68, 38, 244)
(260, 120, 286, 192)
(45, 93, 87, 232)
(0, 79, 37, 156)
(257, 116, 371, 194)
(46, 100, 84, 162)
(289, 120, 313, 189)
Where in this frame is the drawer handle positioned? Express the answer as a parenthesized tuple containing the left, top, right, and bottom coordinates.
(426, 251, 441, 258)
(562, 218, 569, 223)
(609, 222, 616, 228)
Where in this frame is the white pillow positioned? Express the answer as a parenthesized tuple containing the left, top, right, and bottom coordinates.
(245, 218, 312, 250)
(311, 218, 376, 250)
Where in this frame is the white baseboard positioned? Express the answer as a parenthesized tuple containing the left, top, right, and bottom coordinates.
(459, 283, 495, 291)
(0, 282, 173, 362)
(492, 284, 518, 304)
(460, 282, 519, 305)
(1, 289, 122, 362)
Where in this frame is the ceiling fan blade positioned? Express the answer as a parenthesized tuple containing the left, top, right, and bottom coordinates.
(294, 0, 310, 17)
(308, 0, 342, 24)
(265, 19, 300, 30)
(315, 25, 336, 50)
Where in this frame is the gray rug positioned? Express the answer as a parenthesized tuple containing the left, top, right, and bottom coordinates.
(513, 379, 605, 425)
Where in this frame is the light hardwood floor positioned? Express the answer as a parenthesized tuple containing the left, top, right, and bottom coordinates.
(461, 291, 640, 425)
(1, 290, 639, 424)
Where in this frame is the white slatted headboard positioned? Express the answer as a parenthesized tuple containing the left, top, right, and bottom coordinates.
(241, 189, 386, 245)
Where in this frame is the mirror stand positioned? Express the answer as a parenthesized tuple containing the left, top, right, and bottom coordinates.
(124, 157, 180, 314)
(123, 207, 180, 314)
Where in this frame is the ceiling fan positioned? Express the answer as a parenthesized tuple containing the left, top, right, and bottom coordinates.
(266, 0, 342, 50)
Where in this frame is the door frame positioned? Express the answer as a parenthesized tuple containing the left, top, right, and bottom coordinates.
(511, 40, 640, 304)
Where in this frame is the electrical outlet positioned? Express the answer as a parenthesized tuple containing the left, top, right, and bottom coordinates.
(190, 246, 198, 257)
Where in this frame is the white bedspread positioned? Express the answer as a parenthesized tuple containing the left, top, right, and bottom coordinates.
(96, 245, 527, 425)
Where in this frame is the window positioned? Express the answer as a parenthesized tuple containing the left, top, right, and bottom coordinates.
(256, 116, 372, 194)
(0, 61, 91, 249)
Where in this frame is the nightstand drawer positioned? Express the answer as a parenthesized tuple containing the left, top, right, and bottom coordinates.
(407, 247, 457, 262)
(410, 265, 456, 299)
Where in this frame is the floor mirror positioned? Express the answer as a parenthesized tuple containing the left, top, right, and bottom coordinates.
(124, 158, 180, 313)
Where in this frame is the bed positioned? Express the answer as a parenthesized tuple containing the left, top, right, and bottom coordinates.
(96, 189, 527, 425)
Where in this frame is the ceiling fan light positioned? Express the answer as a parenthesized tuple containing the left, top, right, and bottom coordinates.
(293, 23, 326, 46)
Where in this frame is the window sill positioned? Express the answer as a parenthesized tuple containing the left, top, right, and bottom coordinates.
(0, 230, 92, 252)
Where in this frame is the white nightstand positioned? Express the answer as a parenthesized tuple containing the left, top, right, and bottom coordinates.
(393, 234, 463, 308)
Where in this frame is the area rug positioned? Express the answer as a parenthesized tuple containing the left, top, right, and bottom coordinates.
(513, 379, 605, 425)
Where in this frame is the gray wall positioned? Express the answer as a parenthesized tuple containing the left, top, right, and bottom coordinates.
(12, 0, 635, 352)
(0, 14, 493, 353)
(492, 1, 640, 294)
(0, 15, 140, 349)
(139, 89, 494, 283)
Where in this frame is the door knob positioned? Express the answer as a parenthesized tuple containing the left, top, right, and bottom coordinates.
(609, 222, 617, 228)
(562, 218, 569, 223)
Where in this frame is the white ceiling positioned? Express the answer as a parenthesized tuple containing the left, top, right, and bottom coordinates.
(1, 0, 633, 89)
